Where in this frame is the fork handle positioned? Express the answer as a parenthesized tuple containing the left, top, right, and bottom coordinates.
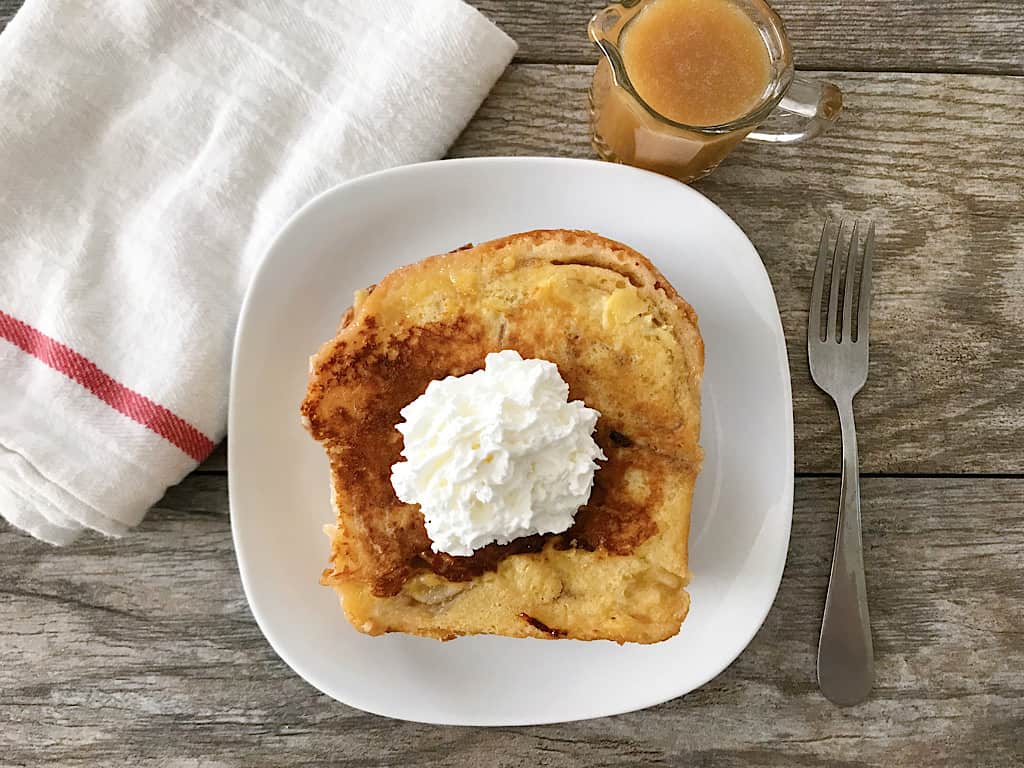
(817, 398, 874, 706)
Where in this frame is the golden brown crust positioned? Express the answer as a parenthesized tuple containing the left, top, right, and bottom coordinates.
(302, 230, 703, 643)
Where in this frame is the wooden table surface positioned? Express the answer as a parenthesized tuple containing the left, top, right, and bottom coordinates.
(2, 1, 1022, 765)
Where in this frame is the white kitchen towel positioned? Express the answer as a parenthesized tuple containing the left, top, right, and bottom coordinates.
(0, 0, 516, 544)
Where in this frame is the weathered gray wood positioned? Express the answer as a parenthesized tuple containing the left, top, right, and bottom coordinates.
(450, 65, 1024, 475)
(198, 441, 227, 473)
(3, 1, 1022, 75)
(0, 0, 19, 29)
(2, 473, 1022, 766)
(474, 0, 1024, 74)
(3, 1, 1023, 765)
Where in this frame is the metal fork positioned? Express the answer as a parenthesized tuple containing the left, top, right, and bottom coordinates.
(808, 219, 876, 706)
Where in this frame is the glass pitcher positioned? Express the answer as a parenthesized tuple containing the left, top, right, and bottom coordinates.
(589, 0, 843, 182)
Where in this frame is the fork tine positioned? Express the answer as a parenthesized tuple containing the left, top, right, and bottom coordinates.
(809, 220, 832, 342)
(842, 221, 861, 342)
(857, 222, 875, 344)
(825, 221, 845, 342)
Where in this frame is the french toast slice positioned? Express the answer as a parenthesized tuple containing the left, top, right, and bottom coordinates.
(301, 230, 703, 643)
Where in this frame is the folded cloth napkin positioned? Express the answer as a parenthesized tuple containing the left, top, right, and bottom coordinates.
(0, 0, 516, 544)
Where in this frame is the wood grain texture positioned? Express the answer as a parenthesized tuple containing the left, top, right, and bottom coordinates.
(3, 0, 1022, 74)
(2, 1, 1023, 764)
(198, 442, 227, 473)
(1, 473, 1022, 766)
(474, 0, 1024, 74)
(450, 65, 1024, 474)
(0, 0, 19, 29)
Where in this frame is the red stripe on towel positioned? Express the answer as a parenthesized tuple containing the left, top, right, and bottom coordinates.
(0, 310, 215, 462)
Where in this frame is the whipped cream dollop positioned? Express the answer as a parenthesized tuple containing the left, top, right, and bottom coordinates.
(390, 350, 606, 557)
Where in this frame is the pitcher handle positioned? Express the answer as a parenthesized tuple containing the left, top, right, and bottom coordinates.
(746, 75, 843, 144)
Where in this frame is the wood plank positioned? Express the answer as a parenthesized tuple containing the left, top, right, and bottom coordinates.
(197, 441, 227, 473)
(3, 1, 1021, 75)
(473, 0, 1024, 74)
(0, 0, 19, 29)
(2, 473, 1021, 765)
(450, 65, 1024, 475)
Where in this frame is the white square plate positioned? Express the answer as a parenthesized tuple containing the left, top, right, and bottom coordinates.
(229, 157, 793, 725)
